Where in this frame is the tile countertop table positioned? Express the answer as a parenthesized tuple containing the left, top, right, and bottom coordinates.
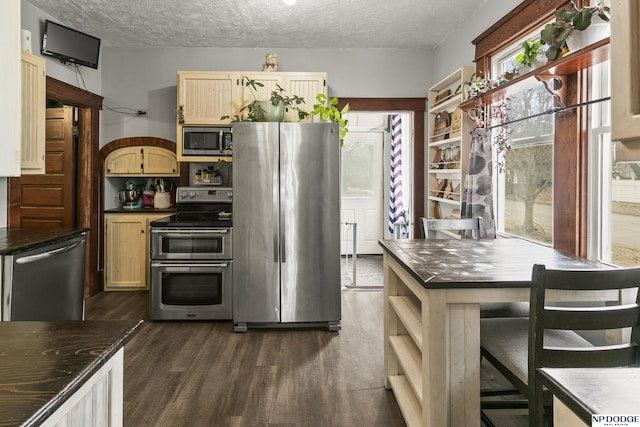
(379, 238, 613, 427)
(0, 320, 143, 427)
(539, 368, 640, 427)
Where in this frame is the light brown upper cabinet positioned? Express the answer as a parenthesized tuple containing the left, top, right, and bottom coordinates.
(283, 72, 327, 122)
(177, 72, 241, 126)
(611, 0, 640, 142)
(175, 71, 327, 162)
(105, 146, 179, 176)
(21, 50, 46, 175)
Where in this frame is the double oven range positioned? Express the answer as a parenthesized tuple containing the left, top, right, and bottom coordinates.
(149, 187, 232, 320)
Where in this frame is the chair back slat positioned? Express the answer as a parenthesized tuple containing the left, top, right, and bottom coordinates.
(542, 344, 638, 368)
(541, 267, 640, 291)
(544, 304, 640, 330)
(420, 216, 485, 239)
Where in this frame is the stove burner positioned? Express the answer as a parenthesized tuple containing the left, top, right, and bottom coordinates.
(150, 186, 233, 228)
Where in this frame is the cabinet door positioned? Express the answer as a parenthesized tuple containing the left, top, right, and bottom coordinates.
(104, 147, 143, 175)
(611, 0, 640, 141)
(104, 214, 146, 289)
(142, 147, 179, 176)
(283, 72, 326, 122)
(21, 50, 46, 174)
(240, 73, 284, 109)
(177, 72, 241, 125)
(0, 0, 21, 177)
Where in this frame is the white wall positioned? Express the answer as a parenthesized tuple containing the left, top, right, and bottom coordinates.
(432, 0, 524, 84)
(100, 47, 435, 145)
(21, 0, 102, 95)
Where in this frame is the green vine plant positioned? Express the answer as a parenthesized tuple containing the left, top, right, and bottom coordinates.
(221, 77, 309, 122)
(515, 40, 543, 68)
(540, 0, 610, 61)
(311, 93, 349, 147)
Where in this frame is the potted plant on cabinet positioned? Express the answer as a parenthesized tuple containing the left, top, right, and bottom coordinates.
(311, 93, 349, 147)
(221, 77, 309, 122)
(515, 39, 547, 74)
(540, 0, 610, 61)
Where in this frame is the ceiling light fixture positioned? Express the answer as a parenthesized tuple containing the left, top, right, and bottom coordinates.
(282, 0, 296, 5)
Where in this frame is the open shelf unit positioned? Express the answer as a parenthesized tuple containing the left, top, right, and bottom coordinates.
(385, 258, 428, 427)
(427, 66, 474, 228)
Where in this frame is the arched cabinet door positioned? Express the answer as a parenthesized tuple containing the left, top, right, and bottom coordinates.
(105, 146, 178, 176)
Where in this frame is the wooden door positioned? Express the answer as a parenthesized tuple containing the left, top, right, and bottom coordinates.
(10, 106, 76, 228)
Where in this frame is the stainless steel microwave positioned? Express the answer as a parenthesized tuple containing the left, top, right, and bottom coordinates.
(182, 126, 232, 156)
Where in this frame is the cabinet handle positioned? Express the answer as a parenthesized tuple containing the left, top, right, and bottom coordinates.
(141, 229, 144, 234)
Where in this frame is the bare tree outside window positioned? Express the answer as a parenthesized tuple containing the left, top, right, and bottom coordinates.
(497, 85, 554, 244)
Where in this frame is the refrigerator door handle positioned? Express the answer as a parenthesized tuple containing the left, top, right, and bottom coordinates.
(280, 208, 286, 263)
(273, 165, 280, 264)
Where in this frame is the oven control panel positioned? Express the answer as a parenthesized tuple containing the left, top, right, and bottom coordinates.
(176, 187, 232, 203)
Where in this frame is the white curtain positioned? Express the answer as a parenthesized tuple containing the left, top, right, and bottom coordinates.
(462, 128, 496, 238)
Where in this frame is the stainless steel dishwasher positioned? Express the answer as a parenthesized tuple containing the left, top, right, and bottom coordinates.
(2, 233, 86, 321)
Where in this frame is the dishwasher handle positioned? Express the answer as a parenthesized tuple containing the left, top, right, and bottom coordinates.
(15, 239, 84, 265)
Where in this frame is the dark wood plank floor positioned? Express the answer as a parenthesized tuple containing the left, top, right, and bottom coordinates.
(85, 289, 406, 426)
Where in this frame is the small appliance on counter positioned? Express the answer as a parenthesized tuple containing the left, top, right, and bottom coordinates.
(115, 180, 142, 209)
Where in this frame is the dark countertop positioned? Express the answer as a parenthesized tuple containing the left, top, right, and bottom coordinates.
(0, 227, 89, 256)
(539, 367, 640, 425)
(104, 208, 176, 214)
(378, 238, 608, 289)
(0, 320, 143, 427)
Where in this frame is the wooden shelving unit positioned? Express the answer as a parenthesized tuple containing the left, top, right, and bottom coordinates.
(427, 66, 474, 229)
(384, 256, 430, 427)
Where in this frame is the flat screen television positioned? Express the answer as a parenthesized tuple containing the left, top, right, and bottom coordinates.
(41, 20, 101, 69)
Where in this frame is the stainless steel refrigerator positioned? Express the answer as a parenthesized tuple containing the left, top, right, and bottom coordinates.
(232, 122, 341, 332)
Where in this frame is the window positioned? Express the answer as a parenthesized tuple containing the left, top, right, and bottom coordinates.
(495, 86, 555, 244)
(588, 61, 640, 267)
(491, 26, 555, 245)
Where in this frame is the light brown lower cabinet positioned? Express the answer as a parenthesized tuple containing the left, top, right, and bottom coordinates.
(104, 213, 170, 290)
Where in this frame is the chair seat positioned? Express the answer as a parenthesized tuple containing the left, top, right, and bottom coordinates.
(480, 302, 529, 318)
(480, 317, 593, 389)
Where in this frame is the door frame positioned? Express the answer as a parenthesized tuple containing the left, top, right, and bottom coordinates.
(9, 76, 103, 297)
(337, 98, 426, 237)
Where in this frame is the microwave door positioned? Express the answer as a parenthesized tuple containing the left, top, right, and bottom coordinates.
(183, 129, 223, 155)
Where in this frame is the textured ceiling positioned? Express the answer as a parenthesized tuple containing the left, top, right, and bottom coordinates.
(25, 0, 487, 49)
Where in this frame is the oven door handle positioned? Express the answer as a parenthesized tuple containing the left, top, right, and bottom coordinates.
(151, 229, 229, 235)
(151, 262, 229, 268)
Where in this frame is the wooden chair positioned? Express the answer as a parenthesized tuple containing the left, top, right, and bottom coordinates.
(480, 264, 640, 426)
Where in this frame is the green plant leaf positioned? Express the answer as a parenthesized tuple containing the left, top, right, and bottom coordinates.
(540, 24, 559, 43)
(557, 24, 572, 42)
(546, 45, 561, 61)
(572, 9, 592, 31)
(597, 10, 610, 22)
